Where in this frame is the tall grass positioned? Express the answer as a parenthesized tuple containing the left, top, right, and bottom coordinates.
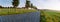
(40, 10, 60, 22)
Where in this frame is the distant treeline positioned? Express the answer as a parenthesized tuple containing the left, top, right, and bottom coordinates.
(0, 6, 14, 8)
(0, 0, 37, 9)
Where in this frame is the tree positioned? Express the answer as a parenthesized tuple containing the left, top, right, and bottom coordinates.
(31, 3, 37, 9)
(31, 3, 33, 8)
(25, 0, 31, 8)
(12, 0, 19, 8)
(33, 6, 37, 9)
(0, 5, 2, 8)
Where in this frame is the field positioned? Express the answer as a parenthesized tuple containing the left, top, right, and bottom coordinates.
(40, 10, 60, 22)
(0, 8, 37, 16)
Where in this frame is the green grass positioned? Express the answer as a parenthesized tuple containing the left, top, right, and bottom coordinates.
(40, 10, 60, 22)
(0, 8, 37, 16)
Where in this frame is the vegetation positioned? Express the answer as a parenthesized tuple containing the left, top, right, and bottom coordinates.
(31, 3, 37, 9)
(0, 0, 37, 16)
(25, 0, 37, 9)
(25, 0, 31, 8)
(12, 0, 19, 8)
(0, 8, 37, 16)
(40, 10, 60, 22)
(0, 6, 2, 8)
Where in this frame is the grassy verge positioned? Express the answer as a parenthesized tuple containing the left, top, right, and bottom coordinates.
(0, 8, 37, 16)
(40, 10, 60, 22)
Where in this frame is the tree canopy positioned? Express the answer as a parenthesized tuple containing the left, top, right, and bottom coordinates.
(12, 0, 19, 8)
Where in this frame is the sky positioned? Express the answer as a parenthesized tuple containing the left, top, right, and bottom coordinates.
(0, 0, 60, 10)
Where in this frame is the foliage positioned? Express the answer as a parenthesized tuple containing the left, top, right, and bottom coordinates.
(12, 0, 19, 8)
(0, 6, 2, 8)
(31, 3, 37, 9)
(40, 10, 60, 22)
(33, 6, 37, 9)
(25, 0, 31, 8)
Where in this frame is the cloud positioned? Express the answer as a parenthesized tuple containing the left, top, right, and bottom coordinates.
(35, 0, 60, 10)
(0, 0, 60, 10)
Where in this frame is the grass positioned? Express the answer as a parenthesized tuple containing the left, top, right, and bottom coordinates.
(40, 10, 60, 22)
(0, 8, 37, 16)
